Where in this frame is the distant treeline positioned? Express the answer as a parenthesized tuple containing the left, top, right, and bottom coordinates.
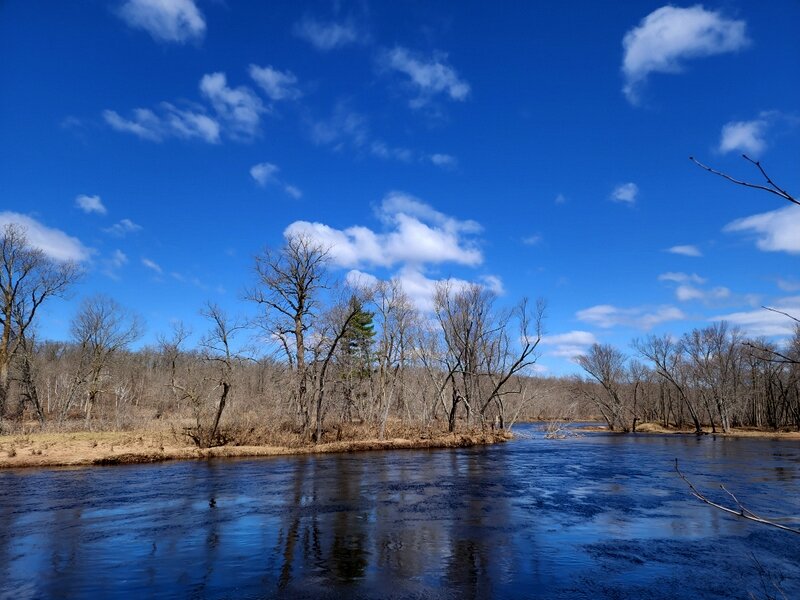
(2, 224, 799, 444)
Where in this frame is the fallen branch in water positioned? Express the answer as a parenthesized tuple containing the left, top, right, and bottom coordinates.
(674, 459, 800, 535)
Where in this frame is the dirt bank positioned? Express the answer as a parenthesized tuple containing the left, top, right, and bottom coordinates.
(0, 429, 513, 470)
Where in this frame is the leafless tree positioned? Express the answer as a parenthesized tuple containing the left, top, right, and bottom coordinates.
(0, 223, 80, 417)
(576, 343, 631, 431)
(248, 234, 329, 434)
(66, 295, 143, 423)
(634, 334, 703, 433)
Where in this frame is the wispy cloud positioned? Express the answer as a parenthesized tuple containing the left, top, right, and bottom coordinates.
(622, 5, 748, 104)
(249, 162, 302, 199)
(142, 257, 163, 274)
(75, 194, 107, 215)
(719, 118, 768, 156)
(611, 182, 638, 204)
(658, 272, 707, 284)
(725, 205, 800, 254)
(104, 104, 220, 143)
(117, 0, 206, 44)
(428, 153, 458, 168)
(104, 218, 142, 237)
(103, 249, 128, 279)
(199, 72, 265, 140)
(577, 303, 685, 330)
(248, 64, 302, 101)
(711, 297, 800, 337)
(522, 234, 542, 246)
(667, 245, 703, 257)
(106, 72, 264, 143)
(380, 47, 470, 109)
(249, 162, 279, 187)
(0, 212, 90, 262)
(541, 330, 599, 359)
(293, 18, 362, 51)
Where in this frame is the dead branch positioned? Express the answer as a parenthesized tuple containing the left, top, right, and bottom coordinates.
(689, 155, 799, 207)
(674, 459, 800, 534)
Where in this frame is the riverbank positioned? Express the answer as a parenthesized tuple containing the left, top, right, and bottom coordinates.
(0, 428, 513, 470)
(583, 421, 800, 439)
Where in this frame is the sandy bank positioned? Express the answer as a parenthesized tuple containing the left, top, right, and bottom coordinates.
(0, 429, 512, 470)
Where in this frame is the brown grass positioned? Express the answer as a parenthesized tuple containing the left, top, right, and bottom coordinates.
(0, 426, 512, 470)
(633, 422, 800, 438)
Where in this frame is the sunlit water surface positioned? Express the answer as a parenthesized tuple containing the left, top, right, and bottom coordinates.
(1, 424, 799, 599)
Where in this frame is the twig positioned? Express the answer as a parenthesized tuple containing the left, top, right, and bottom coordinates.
(689, 156, 799, 206)
(674, 459, 800, 534)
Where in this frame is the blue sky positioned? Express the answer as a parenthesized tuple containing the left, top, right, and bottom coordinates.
(1, 1, 799, 374)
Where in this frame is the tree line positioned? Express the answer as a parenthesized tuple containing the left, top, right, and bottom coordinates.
(0, 224, 545, 445)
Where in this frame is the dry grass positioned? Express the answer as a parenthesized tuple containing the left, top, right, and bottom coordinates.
(0, 423, 512, 470)
(634, 422, 800, 438)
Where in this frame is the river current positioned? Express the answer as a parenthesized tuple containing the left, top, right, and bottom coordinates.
(1, 424, 798, 599)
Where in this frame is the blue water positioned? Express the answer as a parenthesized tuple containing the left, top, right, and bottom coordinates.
(1, 425, 798, 599)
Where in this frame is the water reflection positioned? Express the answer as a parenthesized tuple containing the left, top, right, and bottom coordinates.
(0, 427, 798, 599)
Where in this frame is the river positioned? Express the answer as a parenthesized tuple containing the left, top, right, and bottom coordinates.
(1, 424, 798, 599)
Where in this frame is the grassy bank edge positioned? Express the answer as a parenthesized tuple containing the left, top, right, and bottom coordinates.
(0, 429, 513, 470)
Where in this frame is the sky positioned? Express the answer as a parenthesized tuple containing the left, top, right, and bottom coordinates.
(1, 0, 799, 375)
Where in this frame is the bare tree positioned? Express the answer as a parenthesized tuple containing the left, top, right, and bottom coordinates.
(248, 234, 329, 434)
(0, 223, 80, 417)
(576, 343, 631, 431)
(634, 334, 703, 433)
(67, 295, 143, 423)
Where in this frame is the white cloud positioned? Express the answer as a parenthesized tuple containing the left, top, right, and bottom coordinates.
(117, 0, 206, 44)
(381, 47, 470, 108)
(248, 64, 302, 101)
(719, 118, 768, 155)
(250, 162, 301, 198)
(0, 212, 90, 262)
(199, 73, 265, 140)
(284, 192, 482, 270)
(310, 104, 369, 149)
(675, 284, 730, 302)
(522, 234, 542, 246)
(250, 162, 279, 187)
(480, 274, 505, 296)
(724, 205, 800, 254)
(104, 219, 142, 237)
(142, 257, 163, 274)
(667, 245, 703, 257)
(284, 185, 303, 199)
(345, 269, 380, 290)
(309, 103, 430, 163)
(712, 298, 800, 337)
(541, 330, 599, 359)
(611, 182, 638, 204)
(658, 272, 707, 284)
(577, 304, 685, 330)
(103, 104, 220, 143)
(777, 278, 800, 293)
(293, 18, 361, 51)
(103, 249, 128, 279)
(622, 5, 748, 104)
(75, 194, 107, 215)
(429, 153, 458, 168)
(371, 141, 413, 162)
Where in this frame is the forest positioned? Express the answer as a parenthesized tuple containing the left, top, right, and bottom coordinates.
(2, 221, 799, 451)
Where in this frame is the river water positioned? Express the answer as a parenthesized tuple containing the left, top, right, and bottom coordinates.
(1, 425, 798, 599)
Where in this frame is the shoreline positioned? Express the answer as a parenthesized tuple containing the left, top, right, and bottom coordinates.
(581, 421, 800, 439)
(0, 429, 513, 470)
